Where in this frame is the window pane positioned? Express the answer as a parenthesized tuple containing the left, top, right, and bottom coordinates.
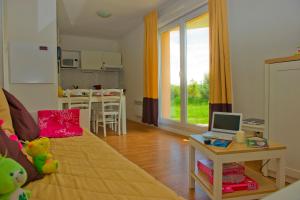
(161, 26, 180, 121)
(186, 13, 209, 125)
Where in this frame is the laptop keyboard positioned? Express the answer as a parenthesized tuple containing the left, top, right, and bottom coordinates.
(203, 131, 235, 140)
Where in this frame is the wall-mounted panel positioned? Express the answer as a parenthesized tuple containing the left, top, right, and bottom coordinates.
(9, 42, 56, 83)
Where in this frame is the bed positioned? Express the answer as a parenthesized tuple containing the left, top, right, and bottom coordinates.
(25, 130, 185, 200)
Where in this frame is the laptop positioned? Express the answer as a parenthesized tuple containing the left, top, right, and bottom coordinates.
(202, 112, 243, 140)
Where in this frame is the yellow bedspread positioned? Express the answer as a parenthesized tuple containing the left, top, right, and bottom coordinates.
(25, 131, 185, 200)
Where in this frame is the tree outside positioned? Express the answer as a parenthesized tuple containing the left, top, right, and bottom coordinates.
(170, 74, 209, 124)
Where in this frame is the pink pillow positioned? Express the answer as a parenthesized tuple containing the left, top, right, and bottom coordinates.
(38, 109, 83, 138)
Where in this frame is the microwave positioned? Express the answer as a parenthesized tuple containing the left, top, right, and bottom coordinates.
(61, 50, 80, 68)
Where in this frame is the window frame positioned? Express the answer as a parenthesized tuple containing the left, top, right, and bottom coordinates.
(158, 4, 209, 132)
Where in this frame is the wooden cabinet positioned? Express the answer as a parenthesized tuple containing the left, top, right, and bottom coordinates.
(81, 50, 122, 70)
(265, 55, 300, 183)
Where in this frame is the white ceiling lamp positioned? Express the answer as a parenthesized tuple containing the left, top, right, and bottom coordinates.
(96, 10, 112, 18)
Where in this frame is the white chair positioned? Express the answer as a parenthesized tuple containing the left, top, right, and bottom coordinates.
(65, 89, 92, 131)
(95, 89, 123, 137)
(90, 89, 102, 132)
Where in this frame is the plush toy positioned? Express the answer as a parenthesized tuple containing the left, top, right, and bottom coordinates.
(0, 119, 22, 150)
(0, 156, 31, 200)
(25, 138, 58, 174)
(9, 135, 23, 150)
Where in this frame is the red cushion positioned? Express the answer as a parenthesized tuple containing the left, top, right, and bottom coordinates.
(3, 89, 40, 141)
(38, 109, 83, 138)
(0, 131, 44, 184)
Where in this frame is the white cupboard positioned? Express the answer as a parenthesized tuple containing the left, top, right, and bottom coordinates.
(102, 52, 121, 66)
(81, 50, 122, 70)
(81, 50, 102, 70)
(265, 55, 300, 183)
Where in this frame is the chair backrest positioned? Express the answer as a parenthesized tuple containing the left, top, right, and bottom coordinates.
(65, 89, 92, 109)
(100, 89, 123, 114)
(65, 89, 92, 131)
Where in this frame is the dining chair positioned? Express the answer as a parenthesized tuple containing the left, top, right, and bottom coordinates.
(90, 89, 102, 133)
(65, 89, 92, 131)
(95, 89, 123, 137)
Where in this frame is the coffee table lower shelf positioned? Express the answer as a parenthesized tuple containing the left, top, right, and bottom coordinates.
(191, 167, 277, 200)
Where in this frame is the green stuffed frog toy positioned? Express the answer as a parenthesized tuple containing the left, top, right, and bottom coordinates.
(25, 137, 58, 174)
(0, 156, 31, 200)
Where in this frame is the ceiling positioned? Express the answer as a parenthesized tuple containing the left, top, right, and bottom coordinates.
(57, 0, 169, 39)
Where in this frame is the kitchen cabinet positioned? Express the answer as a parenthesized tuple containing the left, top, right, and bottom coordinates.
(81, 50, 102, 70)
(81, 50, 122, 70)
(102, 52, 121, 66)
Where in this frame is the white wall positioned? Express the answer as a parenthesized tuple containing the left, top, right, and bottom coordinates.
(6, 0, 58, 113)
(120, 23, 144, 121)
(228, 0, 300, 119)
(60, 34, 120, 52)
(59, 34, 121, 89)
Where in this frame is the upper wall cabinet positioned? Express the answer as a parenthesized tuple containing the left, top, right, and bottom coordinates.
(81, 50, 102, 70)
(102, 52, 121, 66)
(81, 50, 122, 70)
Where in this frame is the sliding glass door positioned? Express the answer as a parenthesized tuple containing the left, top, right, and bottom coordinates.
(160, 7, 209, 128)
(186, 13, 209, 125)
(161, 26, 180, 121)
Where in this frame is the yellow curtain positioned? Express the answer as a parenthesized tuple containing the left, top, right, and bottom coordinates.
(208, 0, 232, 128)
(142, 10, 159, 126)
(144, 10, 158, 99)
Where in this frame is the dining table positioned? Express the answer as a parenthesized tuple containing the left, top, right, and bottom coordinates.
(57, 95, 127, 134)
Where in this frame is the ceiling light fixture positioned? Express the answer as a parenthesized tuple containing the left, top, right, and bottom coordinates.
(96, 10, 112, 18)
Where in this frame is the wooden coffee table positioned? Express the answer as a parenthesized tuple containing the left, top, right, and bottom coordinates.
(189, 135, 286, 200)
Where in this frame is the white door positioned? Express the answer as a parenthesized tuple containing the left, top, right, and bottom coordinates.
(267, 60, 300, 181)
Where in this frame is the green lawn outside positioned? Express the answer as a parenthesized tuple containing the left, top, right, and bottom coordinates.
(169, 78, 209, 125)
(169, 100, 209, 125)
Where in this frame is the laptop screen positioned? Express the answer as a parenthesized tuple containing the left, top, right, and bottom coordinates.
(212, 113, 241, 132)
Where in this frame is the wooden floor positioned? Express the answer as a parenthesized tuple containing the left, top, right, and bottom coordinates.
(97, 120, 260, 200)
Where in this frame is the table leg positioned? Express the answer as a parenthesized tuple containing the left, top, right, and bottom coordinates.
(189, 144, 195, 189)
(121, 96, 127, 134)
(276, 157, 285, 189)
(262, 160, 269, 176)
(213, 160, 222, 200)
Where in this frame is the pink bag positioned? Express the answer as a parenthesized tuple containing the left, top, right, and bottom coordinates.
(38, 109, 83, 138)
